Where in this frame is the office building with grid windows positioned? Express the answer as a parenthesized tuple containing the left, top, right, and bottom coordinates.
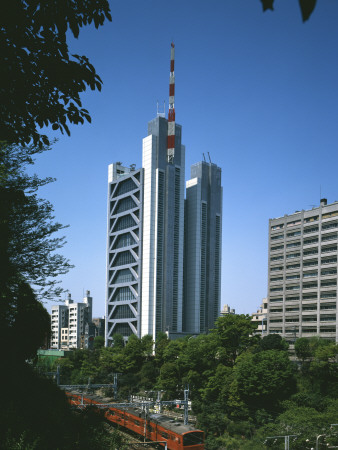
(267, 199, 338, 343)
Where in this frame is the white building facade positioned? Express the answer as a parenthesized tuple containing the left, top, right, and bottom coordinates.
(51, 291, 93, 349)
(105, 163, 143, 345)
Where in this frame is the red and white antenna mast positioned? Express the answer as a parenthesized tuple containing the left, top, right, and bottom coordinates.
(167, 42, 175, 164)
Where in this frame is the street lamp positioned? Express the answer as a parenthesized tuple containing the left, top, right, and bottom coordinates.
(316, 434, 326, 450)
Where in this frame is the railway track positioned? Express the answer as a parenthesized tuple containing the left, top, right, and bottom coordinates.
(105, 422, 159, 449)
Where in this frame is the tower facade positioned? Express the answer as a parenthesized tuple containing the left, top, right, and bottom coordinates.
(105, 44, 223, 344)
(141, 116, 185, 338)
(267, 199, 338, 343)
(184, 161, 222, 333)
(106, 163, 143, 344)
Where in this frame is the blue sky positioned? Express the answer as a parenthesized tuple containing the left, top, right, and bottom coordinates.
(32, 0, 338, 318)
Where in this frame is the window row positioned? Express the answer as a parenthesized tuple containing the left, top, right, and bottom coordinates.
(271, 216, 338, 233)
(271, 281, 337, 292)
(270, 268, 337, 282)
(270, 292, 336, 302)
(271, 221, 338, 238)
(270, 245, 337, 262)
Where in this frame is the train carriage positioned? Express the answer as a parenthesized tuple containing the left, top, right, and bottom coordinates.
(66, 393, 204, 450)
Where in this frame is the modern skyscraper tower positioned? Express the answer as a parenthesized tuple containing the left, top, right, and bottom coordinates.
(141, 43, 185, 338)
(184, 161, 223, 334)
(106, 44, 223, 344)
(106, 163, 143, 344)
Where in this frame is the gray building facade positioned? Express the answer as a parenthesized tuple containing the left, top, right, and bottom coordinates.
(106, 163, 143, 345)
(267, 199, 338, 343)
(184, 161, 222, 334)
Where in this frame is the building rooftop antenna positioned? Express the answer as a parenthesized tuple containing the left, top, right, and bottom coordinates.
(157, 100, 165, 118)
(207, 152, 212, 163)
(203, 153, 206, 162)
(167, 42, 175, 164)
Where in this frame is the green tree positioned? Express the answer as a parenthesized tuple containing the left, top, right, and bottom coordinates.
(212, 314, 259, 366)
(156, 361, 180, 398)
(154, 332, 170, 369)
(93, 335, 104, 349)
(294, 337, 312, 362)
(232, 350, 296, 412)
(250, 400, 338, 450)
(261, 0, 317, 22)
(0, 0, 112, 146)
(0, 281, 50, 362)
(0, 143, 72, 298)
(258, 333, 289, 352)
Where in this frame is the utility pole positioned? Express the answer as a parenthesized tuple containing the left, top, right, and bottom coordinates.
(264, 434, 298, 450)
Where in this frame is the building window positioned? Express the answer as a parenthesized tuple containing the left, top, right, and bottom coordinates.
(321, 256, 337, 265)
(320, 304, 336, 310)
(303, 248, 318, 257)
(287, 241, 301, 248)
(320, 292, 336, 299)
(321, 245, 337, 253)
(304, 238, 318, 246)
(303, 282, 317, 289)
(321, 233, 338, 243)
(304, 226, 319, 234)
(303, 293, 317, 300)
(286, 295, 300, 301)
(270, 276, 283, 282)
(271, 234, 284, 241)
(286, 274, 300, 280)
(287, 231, 301, 237)
(304, 216, 319, 223)
(286, 263, 300, 270)
(303, 259, 318, 268)
(322, 221, 338, 231)
(287, 219, 301, 227)
(286, 285, 300, 291)
(322, 211, 338, 220)
(286, 253, 300, 259)
(321, 280, 337, 288)
(271, 244, 284, 251)
(271, 224, 284, 230)
(271, 266, 283, 272)
(303, 271, 317, 278)
(271, 255, 284, 262)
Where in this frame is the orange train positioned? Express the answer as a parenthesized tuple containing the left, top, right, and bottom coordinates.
(66, 393, 204, 450)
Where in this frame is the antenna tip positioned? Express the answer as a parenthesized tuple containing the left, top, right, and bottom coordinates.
(171, 42, 175, 48)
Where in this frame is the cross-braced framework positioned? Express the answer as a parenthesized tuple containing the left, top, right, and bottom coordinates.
(106, 165, 143, 343)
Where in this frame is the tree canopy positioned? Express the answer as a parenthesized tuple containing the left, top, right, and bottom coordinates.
(0, 142, 72, 298)
(31, 325, 338, 449)
(0, 0, 112, 146)
(261, 0, 317, 22)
